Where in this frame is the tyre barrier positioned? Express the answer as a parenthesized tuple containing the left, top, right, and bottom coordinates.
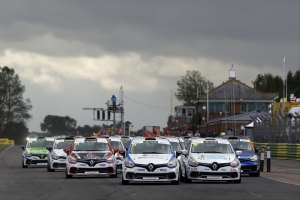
(253, 143, 300, 160)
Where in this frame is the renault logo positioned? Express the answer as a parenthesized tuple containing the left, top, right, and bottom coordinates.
(148, 164, 154, 171)
(40, 154, 44, 159)
(90, 160, 94, 165)
(212, 163, 218, 170)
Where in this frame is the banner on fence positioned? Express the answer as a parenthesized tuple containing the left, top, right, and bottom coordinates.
(0, 138, 14, 145)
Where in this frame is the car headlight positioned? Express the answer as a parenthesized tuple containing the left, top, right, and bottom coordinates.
(106, 155, 116, 163)
(51, 153, 59, 160)
(188, 157, 198, 167)
(167, 158, 177, 168)
(24, 150, 31, 157)
(231, 158, 240, 167)
(68, 155, 77, 163)
(250, 155, 258, 162)
(124, 158, 135, 168)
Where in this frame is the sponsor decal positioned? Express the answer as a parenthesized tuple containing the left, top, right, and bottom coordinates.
(138, 168, 146, 171)
(100, 164, 106, 167)
(201, 155, 228, 160)
(80, 164, 88, 166)
(190, 167, 198, 171)
(205, 168, 210, 171)
(159, 168, 167, 172)
(230, 168, 237, 172)
(221, 169, 226, 171)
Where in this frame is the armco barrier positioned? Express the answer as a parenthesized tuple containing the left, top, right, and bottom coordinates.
(253, 143, 300, 160)
(0, 138, 15, 145)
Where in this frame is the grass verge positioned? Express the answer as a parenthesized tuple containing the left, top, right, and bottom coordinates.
(0, 144, 10, 153)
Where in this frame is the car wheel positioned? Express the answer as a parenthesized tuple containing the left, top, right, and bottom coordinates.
(109, 170, 117, 178)
(47, 162, 54, 172)
(234, 176, 241, 183)
(171, 174, 180, 185)
(22, 159, 27, 168)
(184, 168, 191, 183)
(65, 169, 72, 179)
(121, 174, 129, 185)
(253, 170, 260, 177)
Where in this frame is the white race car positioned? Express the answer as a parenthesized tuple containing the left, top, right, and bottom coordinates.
(64, 136, 117, 178)
(121, 137, 181, 185)
(182, 137, 242, 183)
(47, 136, 75, 172)
(109, 136, 125, 172)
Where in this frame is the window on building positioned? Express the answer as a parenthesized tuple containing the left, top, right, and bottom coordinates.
(241, 103, 248, 113)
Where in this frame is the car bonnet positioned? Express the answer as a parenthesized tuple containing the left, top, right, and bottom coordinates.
(191, 153, 236, 164)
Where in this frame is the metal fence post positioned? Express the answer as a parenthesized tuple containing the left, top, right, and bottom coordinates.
(267, 145, 271, 172)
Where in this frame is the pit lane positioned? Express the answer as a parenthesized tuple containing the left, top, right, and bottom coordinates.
(0, 146, 299, 200)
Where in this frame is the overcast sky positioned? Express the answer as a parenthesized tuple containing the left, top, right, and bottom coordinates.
(0, 0, 299, 133)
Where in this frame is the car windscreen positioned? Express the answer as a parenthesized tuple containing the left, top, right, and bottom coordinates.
(130, 141, 172, 154)
(191, 142, 234, 154)
(54, 140, 73, 149)
(73, 141, 110, 151)
(110, 141, 123, 149)
(27, 140, 53, 148)
(170, 142, 182, 151)
(121, 139, 131, 148)
(229, 141, 252, 150)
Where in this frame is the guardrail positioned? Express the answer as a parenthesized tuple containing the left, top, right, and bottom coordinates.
(253, 143, 300, 160)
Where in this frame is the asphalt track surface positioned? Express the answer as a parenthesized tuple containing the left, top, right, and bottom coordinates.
(0, 146, 299, 200)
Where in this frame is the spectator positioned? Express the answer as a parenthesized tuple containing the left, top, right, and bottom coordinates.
(111, 95, 117, 109)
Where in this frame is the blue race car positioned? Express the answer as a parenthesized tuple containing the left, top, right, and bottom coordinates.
(223, 136, 260, 177)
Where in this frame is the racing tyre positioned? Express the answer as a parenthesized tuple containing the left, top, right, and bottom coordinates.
(234, 176, 241, 183)
(65, 170, 72, 179)
(47, 163, 55, 172)
(253, 171, 260, 177)
(184, 169, 191, 183)
(109, 170, 118, 178)
(171, 175, 180, 185)
(22, 159, 28, 168)
(121, 175, 129, 185)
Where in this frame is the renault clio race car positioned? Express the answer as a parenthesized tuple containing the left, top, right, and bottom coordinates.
(224, 136, 260, 177)
(121, 137, 181, 185)
(64, 136, 117, 178)
(47, 136, 75, 172)
(182, 137, 242, 183)
(109, 136, 125, 172)
(20, 137, 55, 168)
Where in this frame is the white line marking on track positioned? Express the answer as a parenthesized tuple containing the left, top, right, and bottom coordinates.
(261, 175, 300, 186)
(248, 191, 262, 198)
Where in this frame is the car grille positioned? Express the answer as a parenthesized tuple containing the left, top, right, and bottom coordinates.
(126, 172, 176, 180)
(190, 171, 238, 178)
(59, 156, 66, 159)
(53, 163, 66, 168)
(135, 163, 168, 172)
(197, 162, 231, 171)
(241, 166, 258, 172)
(26, 159, 47, 165)
(77, 159, 106, 167)
(117, 165, 122, 170)
(31, 154, 48, 159)
(70, 167, 114, 174)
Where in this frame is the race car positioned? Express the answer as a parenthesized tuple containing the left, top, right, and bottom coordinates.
(64, 136, 117, 178)
(20, 136, 55, 168)
(182, 137, 242, 183)
(223, 136, 260, 177)
(46, 136, 75, 172)
(109, 136, 126, 172)
(121, 137, 181, 185)
(166, 137, 187, 182)
(120, 136, 132, 149)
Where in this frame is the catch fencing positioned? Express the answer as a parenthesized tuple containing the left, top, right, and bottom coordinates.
(252, 116, 300, 143)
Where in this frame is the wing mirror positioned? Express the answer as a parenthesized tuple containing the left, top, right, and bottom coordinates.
(63, 148, 70, 155)
(20, 146, 25, 151)
(113, 148, 119, 153)
(175, 151, 182, 158)
(236, 150, 242, 156)
(46, 146, 52, 152)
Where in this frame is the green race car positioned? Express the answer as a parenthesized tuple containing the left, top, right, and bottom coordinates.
(20, 136, 55, 168)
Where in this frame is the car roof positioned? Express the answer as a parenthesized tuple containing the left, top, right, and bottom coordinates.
(166, 137, 180, 142)
(131, 137, 169, 142)
(74, 137, 108, 143)
(190, 137, 230, 144)
(222, 136, 251, 141)
(27, 136, 55, 141)
(109, 137, 121, 141)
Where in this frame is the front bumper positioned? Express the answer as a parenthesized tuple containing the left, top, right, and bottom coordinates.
(50, 158, 67, 170)
(116, 159, 123, 172)
(66, 162, 116, 176)
(122, 165, 179, 182)
(23, 156, 48, 167)
(186, 165, 241, 181)
(240, 160, 260, 174)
